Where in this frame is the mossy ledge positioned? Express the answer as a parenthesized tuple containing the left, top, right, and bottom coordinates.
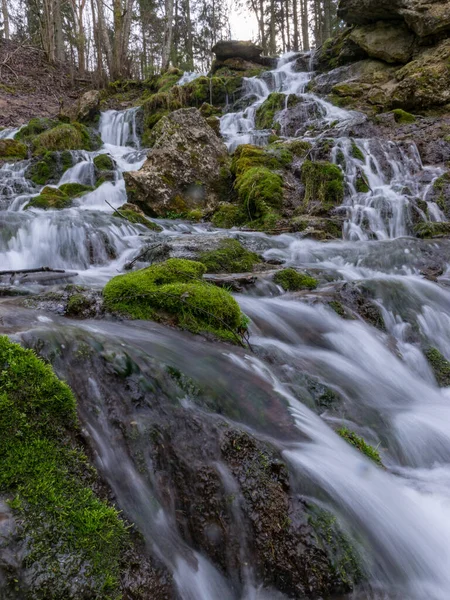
(424, 347, 450, 387)
(0, 336, 126, 598)
(199, 239, 260, 273)
(337, 426, 383, 466)
(273, 268, 318, 291)
(103, 258, 248, 344)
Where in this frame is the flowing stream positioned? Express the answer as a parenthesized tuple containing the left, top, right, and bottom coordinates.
(1, 53, 450, 599)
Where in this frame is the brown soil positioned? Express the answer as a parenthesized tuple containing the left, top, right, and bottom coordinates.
(0, 39, 92, 127)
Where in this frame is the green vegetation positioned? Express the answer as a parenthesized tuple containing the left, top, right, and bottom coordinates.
(392, 109, 416, 124)
(337, 426, 382, 466)
(26, 151, 73, 185)
(425, 347, 450, 387)
(280, 139, 312, 158)
(93, 153, 115, 171)
(0, 139, 28, 160)
(255, 92, 285, 131)
(32, 123, 101, 155)
(351, 142, 364, 161)
(355, 173, 370, 193)
(156, 67, 183, 92)
(113, 205, 162, 231)
(186, 209, 203, 221)
(236, 166, 283, 219)
(59, 182, 94, 198)
(212, 203, 245, 228)
(273, 268, 318, 291)
(199, 239, 259, 273)
(15, 117, 58, 142)
(66, 293, 92, 317)
(301, 160, 345, 213)
(414, 221, 450, 238)
(231, 144, 292, 176)
(103, 258, 248, 343)
(0, 337, 126, 597)
(26, 186, 73, 210)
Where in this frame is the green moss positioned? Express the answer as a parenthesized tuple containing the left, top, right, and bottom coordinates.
(113, 207, 162, 231)
(59, 182, 93, 198)
(273, 268, 318, 291)
(66, 293, 91, 316)
(211, 203, 245, 228)
(351, 142, 365, 161)
(236, 167, 283, 219)
(414, 221, 450, 238)
(32, 123, 101, 155)
(93, 153, 115, 171)
(0, 336, 126, 597)
(199, 239, 259, 273)
(329, 300, 347, 318)
(280, 139, 312, 158)
(156, 67, 183, 92)
(186, 209, 203, 221)
(26, 151, 73, 186)
(392, 109, 416, 124)
(15, 117, 58, 142)
(337, 426, 382, 466)
(231, 144, 291, 176)
(355, 174, 370, 193)
(26, 186, 72, 210)
(301, 160, 345, 213)
(0, 139, 28, 160)
(103, 258, 247, 343)
(255, 92, 285, 130)
(425, 347, 450, 387)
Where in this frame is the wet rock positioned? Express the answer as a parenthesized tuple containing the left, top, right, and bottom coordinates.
(425, 171, 450, 219)
(23, 285, 103, 318)
(333, 282, 386, 330)
(212, 40, 274, 67)
(124, 108, 230, 217)
(349, 22, 415, 64)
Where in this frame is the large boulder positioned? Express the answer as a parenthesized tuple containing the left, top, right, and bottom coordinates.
(338, 0, 450, 38)
(124, 108, 230, 216)
(213, 40, 264, 62)
(349, 22, 415, 63)
(74, 90, 101, 123)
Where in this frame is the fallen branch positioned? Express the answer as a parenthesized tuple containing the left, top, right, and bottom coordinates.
(105, 198, 127, 218)
(0, 267, 66, 276)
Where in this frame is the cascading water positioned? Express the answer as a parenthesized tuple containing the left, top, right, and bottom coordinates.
(2, 54, 450, 600)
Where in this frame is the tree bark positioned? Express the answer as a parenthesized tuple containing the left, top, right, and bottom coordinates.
(161, 0, 174, 70)
(2, 0, 9, 39)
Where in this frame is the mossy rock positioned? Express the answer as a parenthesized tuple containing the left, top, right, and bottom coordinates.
(351, 142, 365, 161)
(93, 153, 115, 171)
(231, 144, 292, 176)
(279, 139, 312, 158)
(424, 347, 450, 387)
(255, 92, 285, 130)
(26, 150, 73, 186)
(0, 139, 28, 161)
(113, 203, 162, 231)
(156, 67, 183, 92)
(414, 221, 450, 238)
(355, 173, 370, 193)
(32, 123, 101, 155)
(211, 203, 245, 228)
(273, 268, 318, 291)
(15, 117, 59, 142)
(337, 427, 383, 466)
(392, 109, 416, 124)
(236, 166, 283, 219)
(301, 160, 345, 214)
(199, 239, 260, 273)
(0, 336, 126, 597)
(103, 258, 247, 343)
(26, 186, 72, 210)
(59, 182, 94, 198)
(291, 216, 343, 239)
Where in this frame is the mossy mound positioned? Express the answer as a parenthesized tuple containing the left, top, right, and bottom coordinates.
(15, 117, 59, 142)
(414, 221, 450, 238)
(301, 160, 345, 214)
(0, 336, 126, 597)
(351, 142, 365, 161)
(26, 150, 73, 186)
(291, 216, 343, 239)
(337, 426, 382, 466)
(26, 186, 73, 210)
(273, 268, 318, 291)
(103, 258, 247, 343)
(255, 92, 285, 131)
(0, 139, 28, 160)
(59, 182, 93, 198)
(113, 203, 163, 231)
(212, 203, 245, 228)
(236, 166, 283, 219)
(280, 139, 312, 158)
(392, 109, 416, 124)
(156, 67, 183, 92)
(199, 239, 260, 273)
(355, 173, 370, 193)
(424, 347, 450, 387)
(32, 123, 101, 155)
(93, 153, 115, 171)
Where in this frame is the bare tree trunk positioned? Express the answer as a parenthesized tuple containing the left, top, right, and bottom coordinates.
(185, 0, 193, 70)
(54, 0, 64, 61)
(96, 0, 113, 75)
(2, 0, 9, 39)
(293, 0, 299, 51)
(301, 0, 309, 51)
(269, 0, 276, 55)
(285, 0, 291, 51)
(161, 0, 174, 70)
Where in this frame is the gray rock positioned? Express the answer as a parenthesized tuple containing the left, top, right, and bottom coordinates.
(349, 22, 415, 64)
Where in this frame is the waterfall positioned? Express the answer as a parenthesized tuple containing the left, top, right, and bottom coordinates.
(99, 107, 141, 148)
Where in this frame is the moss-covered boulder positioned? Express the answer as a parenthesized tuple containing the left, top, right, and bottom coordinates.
(15, 117, 59, 142)
(414, 221, 450, 238)
(26, 186, 73, 210)
(255, 92, 286, 131)
(199, 239, 260, 273)
(0, 139, 28, 161)
(273, 268, 318, 291)
(301, 160, 345, 215)
(124, 108, 231, 217)
(103, 258, 247, 343)
(25, 150, 73, 186)
(425, 347, 450, 387)
(32, 122, 102, 155)
(212, 203, 246, 228)
(291, 215, 344, 239)
(0, 337, 126, 598)
(93, 153, 115, 171)
(113, 203, 163, 231)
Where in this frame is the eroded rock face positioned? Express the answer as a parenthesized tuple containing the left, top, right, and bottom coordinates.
(74, 90, 101, 123)
(124, 108, 230, 216)
(338, 0, 450, 38)
(349, 22, 415, 64)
